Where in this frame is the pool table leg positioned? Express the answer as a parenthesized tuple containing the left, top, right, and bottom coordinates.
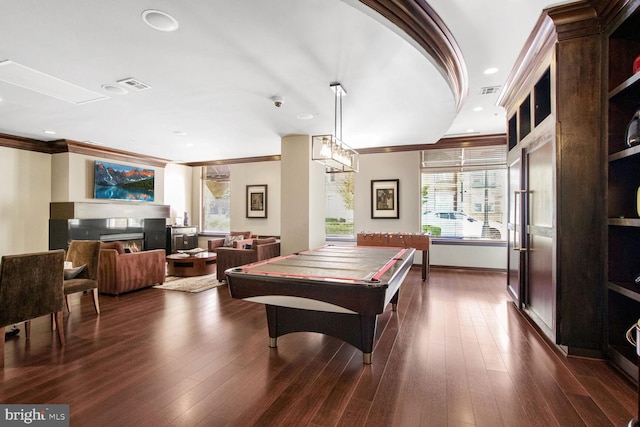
(266, 305, 278, 347)
(264, 304, 379, 364)
(391, 288, 400, 312)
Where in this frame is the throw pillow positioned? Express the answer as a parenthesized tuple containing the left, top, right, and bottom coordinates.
(64, 264, 86, 280)
(224, 235, 244, 247)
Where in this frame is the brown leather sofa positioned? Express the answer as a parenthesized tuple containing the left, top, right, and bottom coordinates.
(216, 237, 281, 282)
(98, 242, 166, 295)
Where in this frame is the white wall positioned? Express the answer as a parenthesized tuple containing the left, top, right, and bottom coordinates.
(52, 152, 165, 204)
(353, 150, 506, 270)
(36, 144, 505, 269)
(229, 161, 281, 237)
(280, 135, 325, 255)
(189, 147, 506, 269)
(354, 151, 421, 234)
(429, 243, 506, 269)
(0, 146, 52, 256)
(164, 163, 192, 225)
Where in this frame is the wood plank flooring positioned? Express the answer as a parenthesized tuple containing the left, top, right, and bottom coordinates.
(0, 267, 636, 426)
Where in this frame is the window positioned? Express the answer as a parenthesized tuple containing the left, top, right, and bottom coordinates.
(421, 146, 506, 240)
(201, 165, 231, 233)
(325, 172, 354, 238)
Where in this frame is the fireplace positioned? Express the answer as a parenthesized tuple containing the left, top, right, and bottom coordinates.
(100, 233, 145, 251)
(49, 202, 170, 252)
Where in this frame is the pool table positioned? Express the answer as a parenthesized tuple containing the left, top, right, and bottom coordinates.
(226, 245, 415, 364)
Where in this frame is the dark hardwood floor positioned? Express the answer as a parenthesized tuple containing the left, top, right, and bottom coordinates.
(0, 267, 636, 426)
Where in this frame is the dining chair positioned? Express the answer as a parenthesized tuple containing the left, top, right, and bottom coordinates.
(64, 240, 101, 314)
(0, 249, 66, 368)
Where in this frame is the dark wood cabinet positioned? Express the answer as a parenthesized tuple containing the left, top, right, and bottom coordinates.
(606, 0, 640, 380)
(500, 6, 606, 357)
(166, 225, 199, 254)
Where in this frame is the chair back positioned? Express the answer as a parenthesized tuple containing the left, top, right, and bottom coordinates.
(0, 250, 65, 328)
(66, 240, 101, 281)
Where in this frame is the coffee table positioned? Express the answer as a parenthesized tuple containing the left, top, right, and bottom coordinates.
(166, 251, 217, 277)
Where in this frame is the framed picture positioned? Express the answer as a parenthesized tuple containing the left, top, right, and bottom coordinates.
(94, 160, 154, 201)
(371, 179, 399, 219)
(246, 184, 268, 218)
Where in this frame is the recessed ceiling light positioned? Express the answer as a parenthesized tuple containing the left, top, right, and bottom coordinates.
(297, 113, 317, 120)
(483, 67, 499, 75)
(473, 106, 483, 112)
(43, 130, 56, 135)
(186, 143, 194, 147)
(142, 10, 179, 32)
(101, 84, 127, 95)
(173, 131, 187, 136)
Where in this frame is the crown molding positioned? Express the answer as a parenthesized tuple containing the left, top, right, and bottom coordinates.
(356, 0, 467, 111)
(355, 134, 506, 154)
(1, 131, 505, 165)
(0, 132, 52, 154)
(0, 133, 170, 167)
(61, 140, 171, 168)
(185, 155, 282, 167)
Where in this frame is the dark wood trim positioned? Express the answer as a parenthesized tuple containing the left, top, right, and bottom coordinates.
(498, 14, 558, 114)
(499, 0, 630, 114)
(357, 0, 466, 110)
(0, 133, 171, 167)
(546, 1, 600, 39)
(550, 0, 626, 35)
(185, 155, 281, 167)
(1, 131, 505, 165)
(62, 140, 170, 168)
(0, 133, 53, 154)
(357, 134, 506, 154)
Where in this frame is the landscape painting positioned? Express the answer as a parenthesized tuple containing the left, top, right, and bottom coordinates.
(94, 161, 155, 201)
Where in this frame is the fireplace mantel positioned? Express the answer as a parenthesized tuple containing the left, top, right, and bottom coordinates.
(50, 202, 170, 220)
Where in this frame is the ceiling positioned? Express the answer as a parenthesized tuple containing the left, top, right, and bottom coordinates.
(0, 0, 570, 163)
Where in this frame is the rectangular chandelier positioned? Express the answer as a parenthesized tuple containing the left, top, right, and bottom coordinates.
(312, 134, 359, 173)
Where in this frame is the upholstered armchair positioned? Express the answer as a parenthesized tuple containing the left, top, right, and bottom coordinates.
(207, 231, 254, 253)
(0, 250, 66, 368)
(98, 241, 166, 295)
(216, 237, 280, 282)
(64, 240, 101, 314)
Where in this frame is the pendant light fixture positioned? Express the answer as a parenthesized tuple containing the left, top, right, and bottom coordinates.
(312, 82, 359, 173)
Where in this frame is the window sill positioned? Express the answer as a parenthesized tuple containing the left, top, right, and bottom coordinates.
(431, 238, 506, 247)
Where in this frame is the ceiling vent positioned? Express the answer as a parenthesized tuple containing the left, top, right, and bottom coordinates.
(480, 86, 501, 95)
(117, 77, 152, 91)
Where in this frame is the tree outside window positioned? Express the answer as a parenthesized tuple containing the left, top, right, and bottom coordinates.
(202, 165, 230, 233)
(325, 172, 354, 237)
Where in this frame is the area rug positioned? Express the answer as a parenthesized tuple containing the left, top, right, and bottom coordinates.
(153, 273, 225, 293)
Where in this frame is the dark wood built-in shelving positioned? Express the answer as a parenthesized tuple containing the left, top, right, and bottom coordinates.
(606, 0, 640, 381)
